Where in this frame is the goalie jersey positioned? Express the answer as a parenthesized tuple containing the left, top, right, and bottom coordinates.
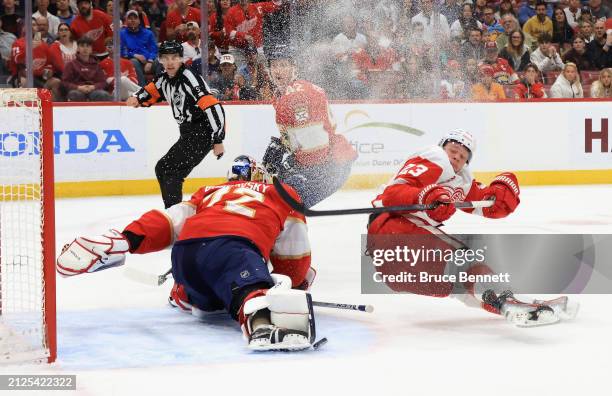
(123, 180, 311, 286)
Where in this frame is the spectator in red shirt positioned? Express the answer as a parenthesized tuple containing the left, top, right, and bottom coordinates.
(70, 0, 112, 57)
(224, 0, 283, 65)
(514, 63, 547, 99)
(100, 37, 140, 100)
(48, 22, 77, 74)
(9, 25, 61, 100)
(209, 0, 231, 52)
(165, 0, 200, 42)
(62, 36, 113, 101)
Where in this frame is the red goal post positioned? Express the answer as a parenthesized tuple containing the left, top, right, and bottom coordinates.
(0, 88, 56, 364)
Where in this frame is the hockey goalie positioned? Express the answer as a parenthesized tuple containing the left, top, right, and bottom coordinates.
(57, 155, 319, 351)
(368, 129, 578, 327)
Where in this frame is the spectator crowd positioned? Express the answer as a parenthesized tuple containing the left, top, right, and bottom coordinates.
(0, 0, 610, 102)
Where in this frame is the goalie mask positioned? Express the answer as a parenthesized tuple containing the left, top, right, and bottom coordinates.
(228, 155, 272, 183)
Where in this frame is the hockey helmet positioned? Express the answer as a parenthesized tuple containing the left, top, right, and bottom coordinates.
(438, 129, 475, 163)
(158, 40, 184, 57)
(228, 155, 272, 183)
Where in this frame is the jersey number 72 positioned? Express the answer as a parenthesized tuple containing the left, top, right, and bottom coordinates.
(202, 186, 265, 218)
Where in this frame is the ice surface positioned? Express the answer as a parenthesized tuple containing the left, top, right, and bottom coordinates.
(6, 185, 612, 396)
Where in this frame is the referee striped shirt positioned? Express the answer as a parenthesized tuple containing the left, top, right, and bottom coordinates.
(134, 65, 225, 143)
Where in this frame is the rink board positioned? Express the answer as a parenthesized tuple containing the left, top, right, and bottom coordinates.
(1, 100, 609, 197)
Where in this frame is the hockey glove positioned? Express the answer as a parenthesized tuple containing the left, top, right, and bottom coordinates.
(262, 136, 288, 174)
(57, 229, 130, 276)
(418, 184, 456, 223)
(482, 173, 520, 219)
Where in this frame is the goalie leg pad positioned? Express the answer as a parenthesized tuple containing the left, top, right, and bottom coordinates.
(57, 229, 129, 276)
(241, 278, 316, 351)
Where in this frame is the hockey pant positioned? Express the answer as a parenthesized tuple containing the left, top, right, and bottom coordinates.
(171, 236, 274, 319)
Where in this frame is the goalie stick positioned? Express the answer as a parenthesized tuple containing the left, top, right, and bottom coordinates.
(272, 177, 494, 217)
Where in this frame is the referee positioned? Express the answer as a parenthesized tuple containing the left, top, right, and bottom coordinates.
(127, 41, 226, 208)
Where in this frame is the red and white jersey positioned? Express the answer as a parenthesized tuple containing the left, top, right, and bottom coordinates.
(224, 1, 281, 48)
(372, 145, 487, 226)
(99, 57, 138, 84)
(123, 180, 311, 287)
(10, 39, 53, 77)
(273, 79, 357, 166)
(70, 10, 113, 56)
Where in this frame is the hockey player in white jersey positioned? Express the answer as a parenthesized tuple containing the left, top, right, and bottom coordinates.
(368, 129, 578, 327)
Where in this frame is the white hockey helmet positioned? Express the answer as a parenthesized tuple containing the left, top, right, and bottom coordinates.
(438, 129, 476, 163)
(228, 155, 272, 183)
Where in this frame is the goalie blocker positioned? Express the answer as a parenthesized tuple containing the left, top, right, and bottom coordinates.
(57, 155, 319, 351)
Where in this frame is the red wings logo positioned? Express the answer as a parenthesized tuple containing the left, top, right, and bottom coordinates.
(450, 187, 465, 202)
(84, 27, 104, 42)
(32, 58, 47, 71)
(236, 17, 257, 33)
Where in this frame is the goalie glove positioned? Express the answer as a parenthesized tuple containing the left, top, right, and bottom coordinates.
(56, 229, 130, 277)
(241, 274, 316, 351)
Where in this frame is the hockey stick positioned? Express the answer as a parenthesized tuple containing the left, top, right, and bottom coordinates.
(272, 176, 494, 217)
(124, 267, 172, 286)
(312, 301, 374, 313)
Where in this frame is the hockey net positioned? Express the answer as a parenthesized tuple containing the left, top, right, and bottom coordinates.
(0, 89, 56, 364)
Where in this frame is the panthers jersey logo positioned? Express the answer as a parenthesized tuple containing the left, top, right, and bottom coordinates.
(294, 106, 309, 124)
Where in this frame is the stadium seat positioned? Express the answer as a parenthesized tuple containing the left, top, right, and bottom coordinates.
(544, 71, 561, 84)
(582, 84, 591, 98)
(580, 71, 600, 85)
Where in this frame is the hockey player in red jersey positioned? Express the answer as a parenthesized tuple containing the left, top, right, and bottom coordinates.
(368, 129, 576, 326)
(57, 155, 318, 351)
(262, 44, 357, 208)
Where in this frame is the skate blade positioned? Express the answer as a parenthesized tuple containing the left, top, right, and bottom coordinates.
(248, 339, 312, 352)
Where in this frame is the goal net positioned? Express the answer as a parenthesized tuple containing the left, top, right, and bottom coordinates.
(0, 88, 56, 364)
